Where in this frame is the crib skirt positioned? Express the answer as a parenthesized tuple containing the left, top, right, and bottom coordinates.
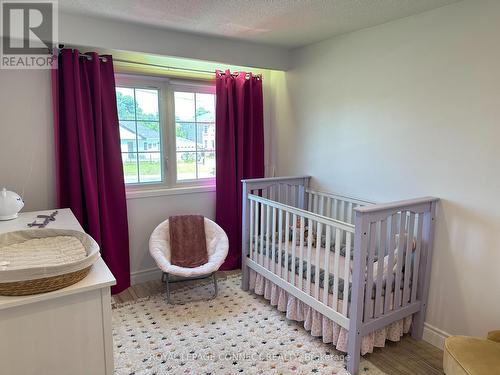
(249, 270, 412, 355)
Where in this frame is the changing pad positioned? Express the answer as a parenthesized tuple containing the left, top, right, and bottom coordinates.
(0, 236, 87, 270)
(0, 229, 100, 283)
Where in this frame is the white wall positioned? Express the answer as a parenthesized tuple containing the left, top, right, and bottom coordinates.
(59, 12, 290, 71)
(277, 0, 500, 343)
(126, 190, 216, 283)
(0, 70, 56, 211)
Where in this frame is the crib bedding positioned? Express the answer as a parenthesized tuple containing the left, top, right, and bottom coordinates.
(251, 239, 412, 302)
(248, 269, 413, 355)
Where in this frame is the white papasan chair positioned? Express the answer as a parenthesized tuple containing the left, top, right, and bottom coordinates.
(149, 217, 229, 304)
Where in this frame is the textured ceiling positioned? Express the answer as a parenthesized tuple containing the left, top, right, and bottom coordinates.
(59, 0, 461, 48)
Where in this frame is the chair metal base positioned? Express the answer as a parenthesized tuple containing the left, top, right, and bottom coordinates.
(161, 272, 218, 304)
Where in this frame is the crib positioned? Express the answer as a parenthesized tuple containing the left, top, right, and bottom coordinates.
(240, 176, 438, 374)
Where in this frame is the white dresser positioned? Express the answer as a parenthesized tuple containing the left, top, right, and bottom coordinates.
(0, 209, 116, 375)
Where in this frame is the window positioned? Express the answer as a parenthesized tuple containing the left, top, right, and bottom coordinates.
(115, 75, 216, 189)
(174, 91, 216, 180)
(116, 86, 162, 184)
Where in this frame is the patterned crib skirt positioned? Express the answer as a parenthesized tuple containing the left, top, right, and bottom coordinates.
(249, 270, 412, 355)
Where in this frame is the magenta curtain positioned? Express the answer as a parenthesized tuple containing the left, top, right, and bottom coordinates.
(215, 70, 265, 270)
(53, 49, 130, 294)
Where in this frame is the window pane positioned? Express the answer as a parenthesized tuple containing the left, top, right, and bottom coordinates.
(176, 122, 196, 152)
(135, 89, 159, 121)
(198, 123, 215, 151)
(116, 87, 136, 120)
(174, 92, 195, 121)
(176, 152, 196, 180)
(122, 153, 138, 183)
(138, 153, 162, 183)
(197, 151, 215, 179)
(196, 93, 215, 122)
(119, 121, 138, 153)
(136, 121, 160, 152)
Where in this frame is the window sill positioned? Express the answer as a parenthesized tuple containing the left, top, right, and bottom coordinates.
(126, 185, 216, 200)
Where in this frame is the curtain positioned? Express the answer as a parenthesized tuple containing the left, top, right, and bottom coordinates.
(215, 70, 265, 270)
(53, 49, 130, 294)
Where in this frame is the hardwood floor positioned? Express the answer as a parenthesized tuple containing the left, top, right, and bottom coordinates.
(364, 336, 444, 375)
(114, 271, 444, 375)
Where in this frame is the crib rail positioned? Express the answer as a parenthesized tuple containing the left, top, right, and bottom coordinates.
(306, 188, 373, 224)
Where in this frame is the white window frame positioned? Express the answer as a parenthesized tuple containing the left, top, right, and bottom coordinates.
(115, 74, 216, 195)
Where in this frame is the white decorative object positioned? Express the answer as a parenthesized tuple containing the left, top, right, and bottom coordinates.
(150, 217, 229, 303)
(149, 217, 229, 278)
(0, 209, 116, 375)
(0, 188, 24, 220)
(0, 229, 100, 283)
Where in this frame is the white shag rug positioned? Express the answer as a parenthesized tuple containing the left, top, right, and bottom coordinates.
(112, 274, 386, 375)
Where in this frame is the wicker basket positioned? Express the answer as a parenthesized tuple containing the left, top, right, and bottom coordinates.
(0, 266, 91, 296)
(0, 229, 100, 296)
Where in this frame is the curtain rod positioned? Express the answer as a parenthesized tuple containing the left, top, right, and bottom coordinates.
(55, 45, 262, 79)
(114, 58, 262, 79)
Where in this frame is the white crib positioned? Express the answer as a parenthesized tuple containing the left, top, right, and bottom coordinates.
(240, 176, 438, 374)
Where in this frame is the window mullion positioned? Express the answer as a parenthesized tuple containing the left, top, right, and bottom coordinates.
(165, 83, 175, 188)
(133, 88, 140, 184)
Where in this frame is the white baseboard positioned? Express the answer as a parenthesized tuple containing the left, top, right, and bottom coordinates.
(130, 268, 163, 285)
(423, 322, 450, 350)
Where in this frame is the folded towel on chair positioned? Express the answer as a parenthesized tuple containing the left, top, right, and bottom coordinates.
(169, 215, 208, 268)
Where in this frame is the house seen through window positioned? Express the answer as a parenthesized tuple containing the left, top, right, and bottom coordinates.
(115, 77, 216, 187)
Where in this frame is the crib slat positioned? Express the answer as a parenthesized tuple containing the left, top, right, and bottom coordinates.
(327, 197, 333, 219)
(307, 191, 313, 212)
(411, 213, 424, 303)
(342, 232, 352, 316)
(384, 213, 398, 314)
(346, 202, 353, 224)
(255, 200, 260, 263)
(332, 228, 341, 310)
(363, 222, 377, 321)
(291, 214, 298, 287)
(314, 222, 323, 299)
(403, 212, 415, 306)
(260, 202, 265, 267)
(253, 201, 260, 262)
(298, 216, 305, 290)
(394, 211, 406, 310)
(319, 195, 325, 216)
(374, 219, 387, 318)
(284, 211, 290, 282)
(266, 204, 271, 270)
(322, 225, 332, 304)
(332, 198, 338, 221)
(340, 200, 345, 222)
(306, 217, 313, 294)
(271, 207, 277, 274)
(249, 199, 254, 262)
(277, 208, 283, 278)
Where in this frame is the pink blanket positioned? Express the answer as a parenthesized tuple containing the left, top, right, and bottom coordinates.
(169, 215, 208, 268)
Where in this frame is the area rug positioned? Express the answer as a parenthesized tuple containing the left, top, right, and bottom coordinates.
(112, 274, 386, 375)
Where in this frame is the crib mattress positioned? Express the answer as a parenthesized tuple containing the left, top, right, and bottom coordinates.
(251, 239, 410, 302)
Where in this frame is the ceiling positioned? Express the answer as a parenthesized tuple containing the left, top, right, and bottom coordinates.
(59, 0, 461, 48)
